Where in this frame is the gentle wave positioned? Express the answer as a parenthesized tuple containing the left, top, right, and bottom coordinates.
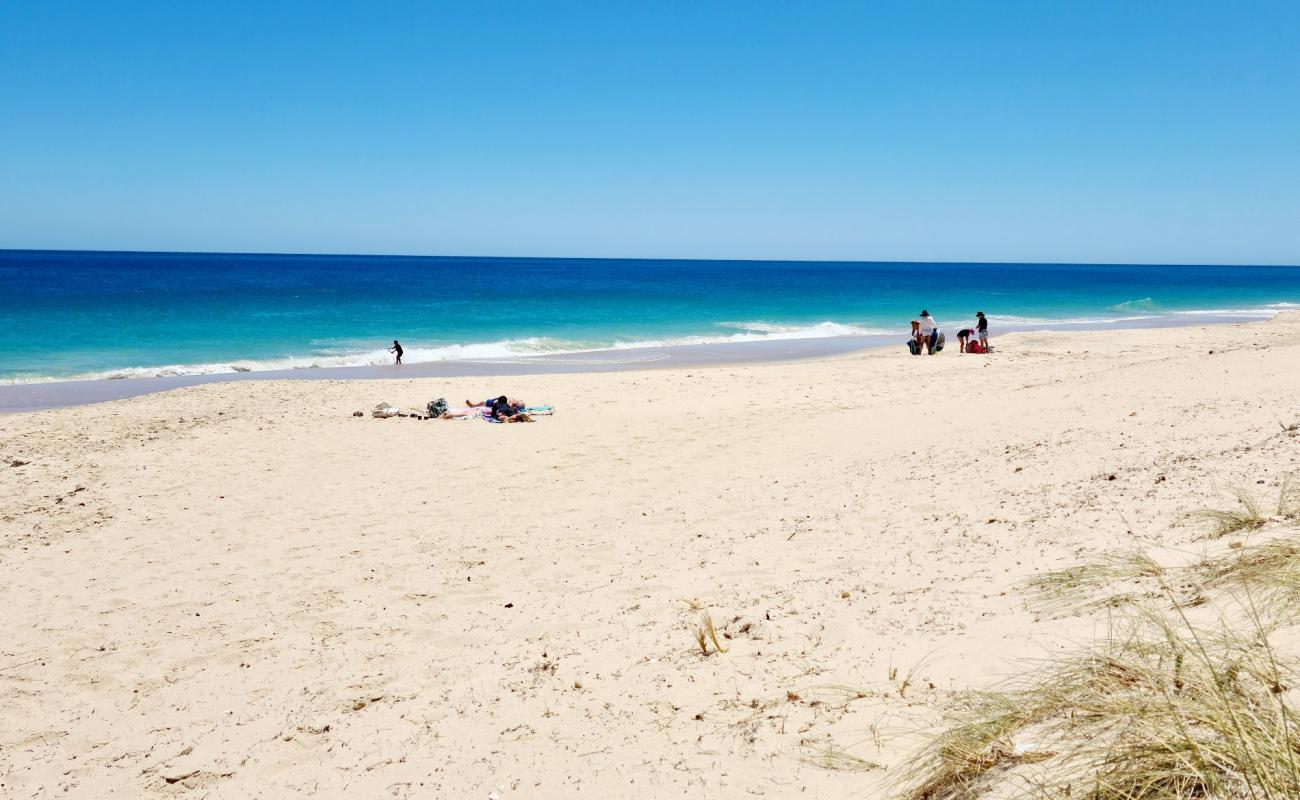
(990, 313, 1162, 326)
(1169, 302, 1300, 318)
(713, 320, 887, 336)
(1109, 297, 1158, 312)
(0, 321, 893, 384)
(989, 303, 1299, 327)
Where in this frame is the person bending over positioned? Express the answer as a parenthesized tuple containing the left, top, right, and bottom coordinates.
(918, 310, 940, 355)
(389, 340, 404, 365)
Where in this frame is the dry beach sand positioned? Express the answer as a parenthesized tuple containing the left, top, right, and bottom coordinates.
(4, 315, 1300, 798)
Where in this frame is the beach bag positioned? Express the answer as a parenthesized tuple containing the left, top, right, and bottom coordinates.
(907, 339, 921, 355)
(934, 331, 946, 352)
(967, 340, 986, 354)
(372, 402, 401, 418)
(427, 398, 449, 417)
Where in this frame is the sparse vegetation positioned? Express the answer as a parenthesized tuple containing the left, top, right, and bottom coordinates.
(891, 477, 1300, 800)
(1183, 475, 1300, 538)
(1185, 485, 1269, 537)
(1024, 533, 1300, 624)
(801, 742, 882, 773)
(898, 603, 1300, 800)
(691, 610, 728, 656)
(1022, 549, 1167, 614)
(699, 610, 728, 654)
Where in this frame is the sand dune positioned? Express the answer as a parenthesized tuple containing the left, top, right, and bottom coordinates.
(4, 316, 1300, 798)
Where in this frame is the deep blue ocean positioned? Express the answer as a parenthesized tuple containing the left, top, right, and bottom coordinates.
(3, 250, 1300, 383)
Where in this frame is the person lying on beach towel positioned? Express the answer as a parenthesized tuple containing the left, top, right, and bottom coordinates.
(466, 395, 526, 410)
(489, 402, 532, 423)
(441, 401, 549, 420)
(440, 406, 486, 419)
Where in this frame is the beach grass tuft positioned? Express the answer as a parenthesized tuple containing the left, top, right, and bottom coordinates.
(700, 610, 728, 654)
(691, 610, 728, 656)
(1021, 550, 1167, 615)
(896, 606, 1300, 800)
(1184, 484, 1269, 538)
(800, 742, 882, 773)
(893, 486, 1300, 800)
(1181, 472, 1300, 539)
(1023, 532, 1300, 623)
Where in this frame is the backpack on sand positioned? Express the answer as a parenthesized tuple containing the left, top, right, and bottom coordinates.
(427, 398, 449, 417)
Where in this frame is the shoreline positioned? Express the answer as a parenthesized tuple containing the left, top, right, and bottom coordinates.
(0, 310, 1283, 413)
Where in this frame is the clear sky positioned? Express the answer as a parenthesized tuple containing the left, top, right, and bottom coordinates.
(1, 1, 1297, 263)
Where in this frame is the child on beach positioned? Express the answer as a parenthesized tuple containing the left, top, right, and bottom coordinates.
(389, 340, 403, 365)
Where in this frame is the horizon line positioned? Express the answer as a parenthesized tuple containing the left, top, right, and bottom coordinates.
(1, 246, 1297, 270)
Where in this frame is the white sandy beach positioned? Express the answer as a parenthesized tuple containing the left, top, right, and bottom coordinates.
(4, 316, 1300, 798)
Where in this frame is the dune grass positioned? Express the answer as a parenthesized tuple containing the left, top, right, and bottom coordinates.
(801, 743, 882, 773)
(894, 477, 1300, 799)
(1183, 475, 1300, 539)
(1185, 486, 1269, 538)
(1022, 550, 1168, 615)
(898, 603, 1300, 800)
(1023, 534, 1300, 625)
(1024, 476, 1300, 617)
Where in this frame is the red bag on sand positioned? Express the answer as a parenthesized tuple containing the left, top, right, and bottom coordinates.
(967, 340, 986, 354)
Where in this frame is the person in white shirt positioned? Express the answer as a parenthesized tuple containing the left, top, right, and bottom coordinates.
(918, 310, 940, 354)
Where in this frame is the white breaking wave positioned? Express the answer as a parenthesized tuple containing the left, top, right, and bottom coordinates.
(1169, 302, 1300, 318)
(713, 320, 888, 336)
(0, 321, 893, 385)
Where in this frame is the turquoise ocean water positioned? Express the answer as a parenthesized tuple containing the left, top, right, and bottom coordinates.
(2, 250, 1299, 383)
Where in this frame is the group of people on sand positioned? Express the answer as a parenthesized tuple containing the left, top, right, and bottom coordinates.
(909, 310, 990, 355)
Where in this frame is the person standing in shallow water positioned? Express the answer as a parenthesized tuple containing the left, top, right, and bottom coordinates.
(389, 340, 403, 365)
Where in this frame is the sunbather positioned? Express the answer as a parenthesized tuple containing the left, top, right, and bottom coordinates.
(465, 395, 526, 410)
(440, 406, 485, 419)
(490, 402, 532, 423)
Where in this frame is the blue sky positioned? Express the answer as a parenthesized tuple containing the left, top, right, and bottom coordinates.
(1, 1, 1297, 263)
